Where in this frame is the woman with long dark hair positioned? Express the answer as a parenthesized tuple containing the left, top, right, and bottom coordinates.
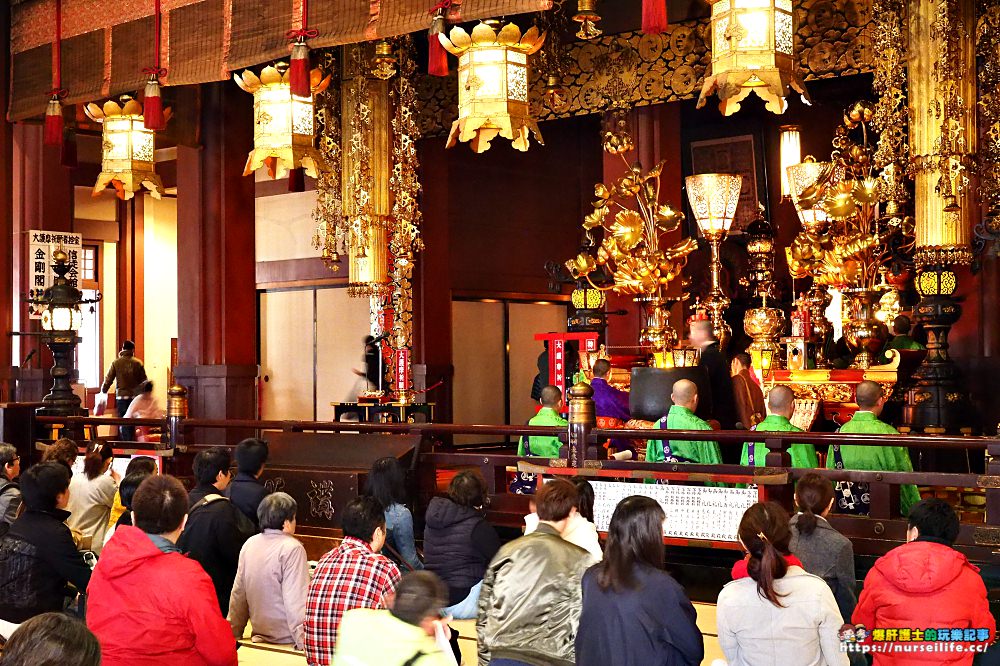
(790, 473, 857, 622)
(717, 501, 848, 665)
(66, 442, 119, 554)
(364, 456, 422, 571)
(576, 496, 703, 666)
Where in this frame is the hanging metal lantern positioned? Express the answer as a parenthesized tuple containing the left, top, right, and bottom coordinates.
(84, 96, 167, 200)
(439, 20, 546, 153)
(697, 0, 811, 116)
(234, 62, 332, 179)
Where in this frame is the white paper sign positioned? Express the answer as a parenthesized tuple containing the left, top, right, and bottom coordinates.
(591, 481, 759, 542)
(27, 230, 83, 319)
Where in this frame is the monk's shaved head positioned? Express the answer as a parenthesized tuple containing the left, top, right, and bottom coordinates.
(671, 379, 699, 409)
(768, 385, 796, 418)
(855, 380, 884, 409)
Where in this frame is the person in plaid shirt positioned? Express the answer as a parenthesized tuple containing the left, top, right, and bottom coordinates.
(305, 495, 402, 666)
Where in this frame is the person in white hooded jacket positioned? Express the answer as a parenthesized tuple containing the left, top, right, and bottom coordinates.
(523, 476, 603, 561)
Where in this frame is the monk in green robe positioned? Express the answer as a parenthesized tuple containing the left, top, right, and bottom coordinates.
(519, 385, 567, 458)
(741, 385, 819, 468)
(648, 379, 722, 464)
(827, 380, 920, 515)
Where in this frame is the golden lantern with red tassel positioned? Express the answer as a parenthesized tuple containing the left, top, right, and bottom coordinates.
(84, 95, 168, 200)
(234, 62, 331, 181)
(427, 7, 449, 76)
(44, 95, 64, 146)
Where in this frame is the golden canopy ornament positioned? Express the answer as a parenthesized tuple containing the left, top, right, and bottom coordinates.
(697, 0, 811, 116)
(84, 96, 168, 200)
(233, 62, 332, 179)
(439, 20, 546, 153)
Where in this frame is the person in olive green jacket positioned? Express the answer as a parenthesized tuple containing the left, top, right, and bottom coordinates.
(828, 380, 920, 515)
(741, 385, 819, 468)
(334, 571, 456, 666)
(519, 385, 567, 458)
(648, 379, 722, 464)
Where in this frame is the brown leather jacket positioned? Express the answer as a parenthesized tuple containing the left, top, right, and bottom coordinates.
(101, 351, 147, 398)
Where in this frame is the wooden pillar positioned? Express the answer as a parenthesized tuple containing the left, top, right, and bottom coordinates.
(0, 2, 14, 401)
(173, 82, 258, 444)
(116, 196, 144, 353)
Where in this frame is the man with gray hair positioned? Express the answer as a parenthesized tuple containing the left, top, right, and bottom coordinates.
(227, 492, 309, 649)
(0, 443, 22, 528)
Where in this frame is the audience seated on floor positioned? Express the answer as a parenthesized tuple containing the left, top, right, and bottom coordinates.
(178, 447, 255, 616)
(717, 501, 848, 666)
(478, 477, 597, 666)
(40, 438, 78, 474)
(524, 476, 602, 561)
(0, 462, 91, 623)
(423, 470, 500, 620)
(66, 443, 119, 555)
(305, 495, 401, 666)
(228, 491, 308, 650)
(106, 456, 158, 531)
(225, 438, 270, 528)
(86, 474, 237, 666)
(0, 612, 100, 666)
(103, 468, 155, 548)
(0, 443, 23, 529)
(365, 456, 423, 572)
(852, 498, 995, 665)
(577, 495, 703, 666)
(333, 570, 456, 666)
(789, 473, 857, 622)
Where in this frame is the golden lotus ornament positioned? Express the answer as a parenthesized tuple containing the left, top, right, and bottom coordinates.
(233, 63, 332, 179)
(84, 96, 168, 200)
(439, 21, 546, 153)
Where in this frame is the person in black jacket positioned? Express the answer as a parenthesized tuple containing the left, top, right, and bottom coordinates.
(422, 470, 500, 619)
(577, 495, 704, 666)
(224, 438, 270, 528)
(178, 447, 254, 615)
(0, 462, 93, 623)
(689, 319, 737, 432)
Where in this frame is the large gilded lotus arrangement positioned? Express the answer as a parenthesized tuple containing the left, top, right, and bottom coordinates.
(566, 159, 697, 298)
(84, 96, 169, 200)
(439, 21, 546, 153)
(233, 63, 332, 179)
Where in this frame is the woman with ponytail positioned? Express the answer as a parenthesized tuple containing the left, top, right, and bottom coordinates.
(66, 442, 119, 554)
(717, 501, 848, 665)
(576, 496, 703, 666)
(790, 473, 857, 622)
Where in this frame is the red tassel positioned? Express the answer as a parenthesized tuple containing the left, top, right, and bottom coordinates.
(642, 0, 668, 34)
(428, 32, 449, 77)
(44, 98, 64, 147)
(428, 12, 449, 77)
(61, 128, 77, 168)
(289, 41, 311, 97)
(288, 167, 305, 192)
(143, 79, 166, 130)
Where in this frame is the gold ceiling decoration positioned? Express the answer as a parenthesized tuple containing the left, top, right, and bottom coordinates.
(573, 0, 602, 40)
(439, 20, 547, 152)
(870, 0, 909, 215)
(975, 4, 1000, 248)
(234, 63, 332, 180)
(84, 96, 168, 200)
(697, 0, 811, 115)
(312, 50, 346, 270)
(415, 0, 875, 136)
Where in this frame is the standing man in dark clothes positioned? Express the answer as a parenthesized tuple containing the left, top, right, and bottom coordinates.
(101, 340, 147, 441)
(224, 438, 270, 528)
(179, 447, 255, 615)
(688, 319, 738, 432)
(0, 462, 92, 622)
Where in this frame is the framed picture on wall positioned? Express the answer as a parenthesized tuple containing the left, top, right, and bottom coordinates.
(689, 134, 763, 233)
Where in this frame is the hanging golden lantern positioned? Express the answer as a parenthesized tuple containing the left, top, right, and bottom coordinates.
(439, 20, 546, 153)
(84, 96, 167, 200)
(233, 62, 332, 179)
(697, 0, 810, 116)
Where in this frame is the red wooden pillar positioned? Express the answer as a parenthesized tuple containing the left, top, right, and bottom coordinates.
(173, 82, 258, 444)
(0, 2, 14, 401)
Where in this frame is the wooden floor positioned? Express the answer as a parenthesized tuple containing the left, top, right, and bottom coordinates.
(237, 602, 727, 665)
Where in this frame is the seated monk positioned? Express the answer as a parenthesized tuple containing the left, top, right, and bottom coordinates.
(647, 379, 722, 465)
(828, 380, 920, 516)
(740, 385, 819, 468)
(590, 359, 635, 456)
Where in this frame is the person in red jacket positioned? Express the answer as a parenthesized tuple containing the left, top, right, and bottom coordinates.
(86, 474, 238, 666)
(852, 498, 996, 665)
